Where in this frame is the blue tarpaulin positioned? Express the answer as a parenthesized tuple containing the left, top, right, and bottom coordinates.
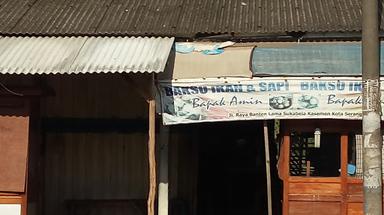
(251, 43, 384, 76)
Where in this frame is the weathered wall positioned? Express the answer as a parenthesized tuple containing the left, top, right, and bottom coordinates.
(0, 74, 199, 215)
(41, 74, 150, 215)
(40, 74, 148, 118)
(44, 133, 148, 215)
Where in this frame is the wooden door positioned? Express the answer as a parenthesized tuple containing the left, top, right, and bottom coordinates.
(282, 133, 349, 215)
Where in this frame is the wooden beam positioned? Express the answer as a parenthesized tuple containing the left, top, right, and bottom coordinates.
(158, 125, 169, 215)
(340, 134, 348, 215)
(146, 73, 157, 215)
(283, 135, 290, 215)
(0, 196, 24, 215)
(281, 120, 362, 134)
(263, 121, 273, 215)
(147, 99, 156, 215)
(306, 161, 311, 177)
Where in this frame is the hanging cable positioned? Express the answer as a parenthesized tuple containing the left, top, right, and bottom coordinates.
(0, 82, 23, 96)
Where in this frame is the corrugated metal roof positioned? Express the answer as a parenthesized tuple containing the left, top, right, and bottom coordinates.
(0, 0, 381, 37)
(0, 36, 174, 74)
(251, 42, 384, 76)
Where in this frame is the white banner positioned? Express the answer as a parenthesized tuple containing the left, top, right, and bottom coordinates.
(158, 77, 384, 125)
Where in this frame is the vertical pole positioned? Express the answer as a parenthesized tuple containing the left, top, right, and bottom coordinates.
(305, 161, 310, 177)
(340, 135, 348, 215)
(147, 73, 157, 215)
(362, 0, 382, 214)
(282, 135, 290, 215)
(147, 99, 156, 215)
(263, 121, 272, 215)
(158, 125, 169, 215)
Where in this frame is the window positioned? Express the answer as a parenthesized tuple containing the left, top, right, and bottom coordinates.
(289, 132, 340, 177)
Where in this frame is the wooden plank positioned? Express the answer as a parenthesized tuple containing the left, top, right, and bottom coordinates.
(42, 118, 148, 133)
(66, 199, 146, 215)
(263, 121, 273, 215)
(289, 177, 341, 183)
(288, 182, 341, 195)
(347, 178, 363, 184)
(347, 195, 363, 203)
(289, 201, 341, 215)
(0, 194, 26, 215)
(340, 135, 348, 215)
(42, 75, 148, 119)
(0, 196, 23, 204)
(347, 184, 363, 196)
(283, 135, 290, 180)
(347, 203, 363, 215)
(306, 161, 311, 177)
(288, 194, 342, 202)
(0, 193, 19, 196)
(347, 183, 364, 203)
(21, 193, 26, 215)
(147, 99, 156, 215)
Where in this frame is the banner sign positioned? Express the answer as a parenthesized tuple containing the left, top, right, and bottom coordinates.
(158, 78, 384, 125)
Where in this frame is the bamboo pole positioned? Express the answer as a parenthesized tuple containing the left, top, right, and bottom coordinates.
(147, 99, 156, 215)
(263, 121, 272, 215)
(362, 0, 382, 214)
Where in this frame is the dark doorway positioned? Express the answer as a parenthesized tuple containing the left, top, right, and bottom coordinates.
(196, 121, 280, 215)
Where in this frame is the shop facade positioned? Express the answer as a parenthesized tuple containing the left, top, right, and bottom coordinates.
(157, 42, 384, 215)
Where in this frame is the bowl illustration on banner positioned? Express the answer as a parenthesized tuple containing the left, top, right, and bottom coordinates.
(269, 96, 292, 110)
(298, 95, 319, 109)
(165, 97, 204, 120)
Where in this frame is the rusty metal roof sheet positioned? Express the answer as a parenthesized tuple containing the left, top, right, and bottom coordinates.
(0, 36, 174, 74)
(0, 0, 380, 37)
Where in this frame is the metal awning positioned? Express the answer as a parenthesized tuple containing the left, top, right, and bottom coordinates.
(251, 42, 384, 77)
(159, 45, 253, 80)
(0, 36, 174, 74)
